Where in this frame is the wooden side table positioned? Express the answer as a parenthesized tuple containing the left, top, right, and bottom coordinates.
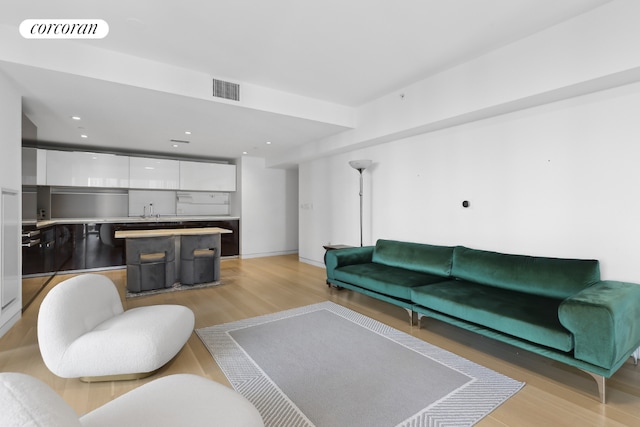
(323, 244, 354, 287)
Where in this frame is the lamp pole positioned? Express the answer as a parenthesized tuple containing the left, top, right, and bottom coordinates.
(349, 160, 372, 247)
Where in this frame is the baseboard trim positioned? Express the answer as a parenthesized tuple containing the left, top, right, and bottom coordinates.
(299, 257, 324, 268)
(240, 250, 298, 259)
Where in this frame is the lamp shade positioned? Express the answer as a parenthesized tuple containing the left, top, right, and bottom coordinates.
(349, 159, 372, 171)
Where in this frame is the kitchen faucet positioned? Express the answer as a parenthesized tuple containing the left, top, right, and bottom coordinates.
(142, 203, 158, 219)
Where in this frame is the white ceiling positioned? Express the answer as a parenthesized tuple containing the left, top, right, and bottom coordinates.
(0, 0, 611, 164)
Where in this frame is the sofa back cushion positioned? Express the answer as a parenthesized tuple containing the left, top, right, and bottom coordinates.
(451, 246, 600, 299)
(372, 239, 454, 277)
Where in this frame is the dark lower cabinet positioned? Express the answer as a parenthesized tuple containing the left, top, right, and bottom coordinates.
(198, 219, 239, 257)
(23, 219, 240, 277)
(22, 224, 73, 277)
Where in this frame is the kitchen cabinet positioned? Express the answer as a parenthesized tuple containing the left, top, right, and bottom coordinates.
(46, 150, 129, 188)
(21, 147, 37, 185)
(179, 161, 236, 191)
(22, 224, 74, 277)
(129, 157, 179, 189)
(2, 189, 20, 311)
(37, 149, 47, 185)
(21, 148, 47, 186)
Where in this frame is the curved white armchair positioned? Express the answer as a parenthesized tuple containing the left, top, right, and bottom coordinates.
(0, 372, 265, 427)
(37, 274, 194, 381)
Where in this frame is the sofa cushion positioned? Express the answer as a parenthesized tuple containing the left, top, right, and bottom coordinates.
(371, 239, 454, 277)
(334, 263, 448, 300)
(451, 246, 600, 299)
(411, 281, 573, 352)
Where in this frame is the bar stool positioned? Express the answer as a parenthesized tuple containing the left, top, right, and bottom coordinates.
(180, 234, 220, 285)
(125, 236, 176, 292)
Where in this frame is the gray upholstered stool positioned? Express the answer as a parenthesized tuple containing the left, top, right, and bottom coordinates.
(180, 234, 221, 285)
(125, 236, 176, 292)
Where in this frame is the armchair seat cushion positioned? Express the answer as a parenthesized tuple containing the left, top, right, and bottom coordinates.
(0, 372, 82, 427)
(62, 305, 194, 378)
(80, 374, 264, 427)
(0, 372, 264, 427)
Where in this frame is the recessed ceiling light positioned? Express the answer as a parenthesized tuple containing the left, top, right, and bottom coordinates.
(172, 144, 179, 148)
(81, 134, 88, 138)
(71, 116, 81, 120)
(242, 151, 248, 155)
(266, 141, 272, 145)
(185, 131, 191, 135)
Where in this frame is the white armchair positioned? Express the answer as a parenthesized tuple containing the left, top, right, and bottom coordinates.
(0, 372, 265, 427)
(37, 274, 194, 381)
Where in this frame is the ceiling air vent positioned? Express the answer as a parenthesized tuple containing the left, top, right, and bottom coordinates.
(213, 78, 240, 101)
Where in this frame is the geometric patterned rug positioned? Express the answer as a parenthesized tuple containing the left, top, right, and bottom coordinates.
(196, 301, 524, 427)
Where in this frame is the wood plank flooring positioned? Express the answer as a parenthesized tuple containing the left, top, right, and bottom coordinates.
(3, 255, 640, 425)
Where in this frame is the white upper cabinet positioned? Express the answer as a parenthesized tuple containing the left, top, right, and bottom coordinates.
(41, 149, 234, 191)
(22, 148, 48, 185)
(179, 161, 236, 191)
(36, 149, 47, 185)
(21, 147, 37, 185)
(129, 157, 179, 189)
(46, 150, 130, 188)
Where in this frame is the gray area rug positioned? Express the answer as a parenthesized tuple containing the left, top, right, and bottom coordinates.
(196, 301, 524, 427)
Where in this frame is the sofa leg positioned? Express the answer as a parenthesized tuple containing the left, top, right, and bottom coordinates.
(403, 308, 415, 326)
(632, 346, 640, 365)
(581, 370, 606, 403)
(416, 313, 425, 329)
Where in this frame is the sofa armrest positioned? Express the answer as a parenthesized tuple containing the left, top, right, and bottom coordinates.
(325, 246, 374, 281)
(558, 280, 640, 370)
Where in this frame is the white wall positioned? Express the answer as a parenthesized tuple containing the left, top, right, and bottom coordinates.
(272, 0, 640, 168)
(0, 70, 22, 336)
(299, 0, 640, 282)
(300, 80, 640, 282)
(240, 156, 298, 258)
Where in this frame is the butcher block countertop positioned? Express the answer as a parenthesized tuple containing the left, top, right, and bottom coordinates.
(25, 216, 239, 228)
(114, 227, 232, 239)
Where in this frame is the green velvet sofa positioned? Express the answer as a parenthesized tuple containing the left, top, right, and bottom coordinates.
(325, 239, 640, 402)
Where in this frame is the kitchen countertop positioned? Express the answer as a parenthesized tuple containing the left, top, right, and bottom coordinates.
(23, 216, 240, 228)
(115, 227, 232, 239)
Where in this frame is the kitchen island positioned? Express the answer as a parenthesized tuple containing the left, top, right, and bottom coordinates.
(115, 227, 232, 288)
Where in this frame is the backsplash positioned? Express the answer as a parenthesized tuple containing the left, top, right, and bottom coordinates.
(24, 187, 231, 220)
(176, 191, 229, 216)
(51, 188, 128, 218)
(128, 190, 177, 217)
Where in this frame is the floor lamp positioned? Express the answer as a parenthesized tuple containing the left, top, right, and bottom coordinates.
(349, 159, 372, 247)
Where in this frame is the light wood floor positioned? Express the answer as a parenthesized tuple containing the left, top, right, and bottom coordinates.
(2, 255, 640, 425)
